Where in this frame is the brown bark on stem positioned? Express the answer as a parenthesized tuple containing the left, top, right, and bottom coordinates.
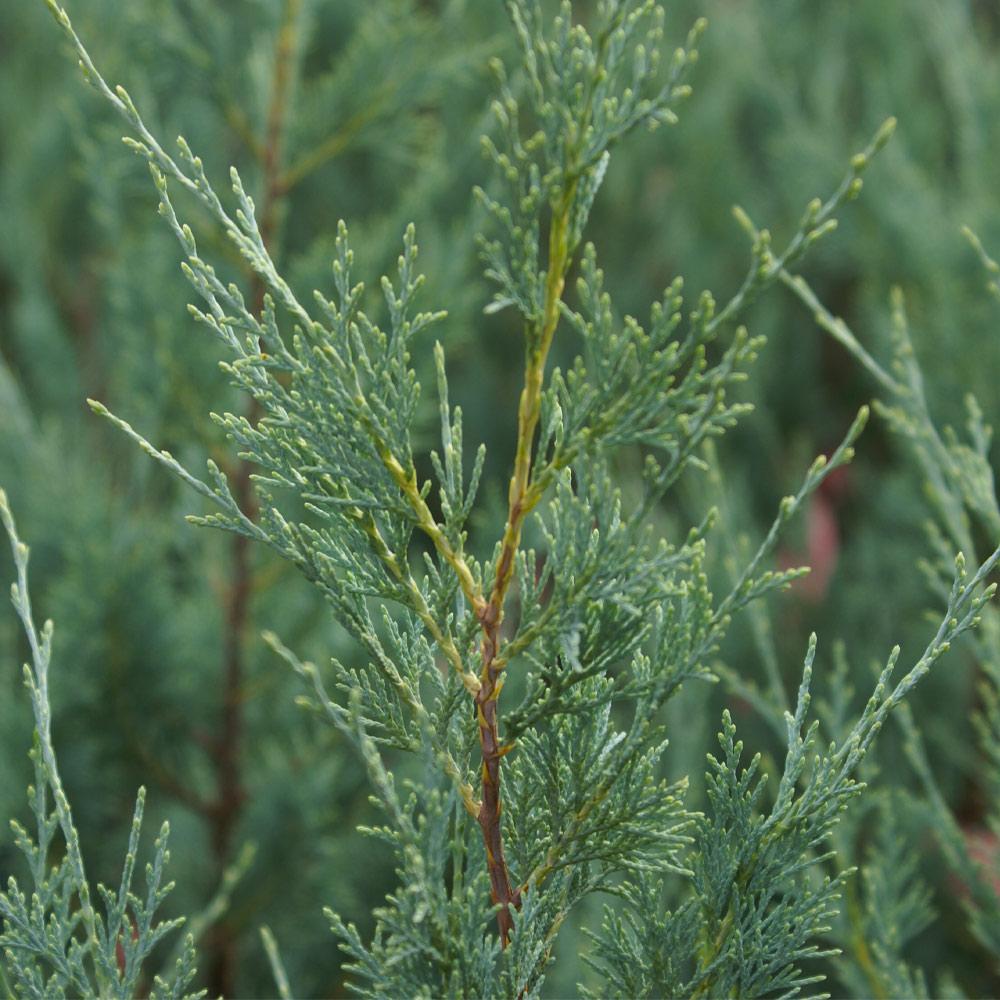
(472, 183, 576, 945)
(475, 612, 521, 944)
(205, 2, 301, 993)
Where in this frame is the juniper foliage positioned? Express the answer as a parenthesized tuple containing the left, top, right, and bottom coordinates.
(0, 493, 201, 1000)
(1, 0, 497, 994)
(3, 0, 1000, 997)
(783, 230, 1000, 971)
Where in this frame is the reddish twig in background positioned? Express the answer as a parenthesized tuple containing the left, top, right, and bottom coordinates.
(205, 1, 302, 992)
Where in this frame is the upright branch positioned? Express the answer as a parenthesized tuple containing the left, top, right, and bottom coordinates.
(473, 177, 576, 943)
(471, 1, 705, 943)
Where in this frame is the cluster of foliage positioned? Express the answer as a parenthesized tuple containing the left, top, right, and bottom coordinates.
(1, 0, 501, 994)
(2, 0, 1000, 997)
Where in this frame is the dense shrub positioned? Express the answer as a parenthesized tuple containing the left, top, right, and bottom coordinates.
(2, 2, 999, 996)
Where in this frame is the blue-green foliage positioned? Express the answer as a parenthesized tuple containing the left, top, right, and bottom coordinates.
(784, 226, 1000, 972)
(3, 0, 1000, 997)
(585, 537, 998, 999)
(0, 495, 200, 999)
(1, 0, 499, 994)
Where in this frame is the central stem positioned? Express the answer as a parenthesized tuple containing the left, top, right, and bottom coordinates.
(475, 180, 577, 945)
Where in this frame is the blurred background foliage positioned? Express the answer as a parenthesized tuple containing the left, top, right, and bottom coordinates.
(1, 0, 999, 996)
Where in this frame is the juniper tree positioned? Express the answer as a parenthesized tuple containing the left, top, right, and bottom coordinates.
(3, 0, 1000, 997)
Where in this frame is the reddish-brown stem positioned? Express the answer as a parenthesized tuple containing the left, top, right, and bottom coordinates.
(205, 461, 254, 995)
(472, 183, 577, 945)
(475, 612, 521, 944)
(205, 2, 301, 993)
